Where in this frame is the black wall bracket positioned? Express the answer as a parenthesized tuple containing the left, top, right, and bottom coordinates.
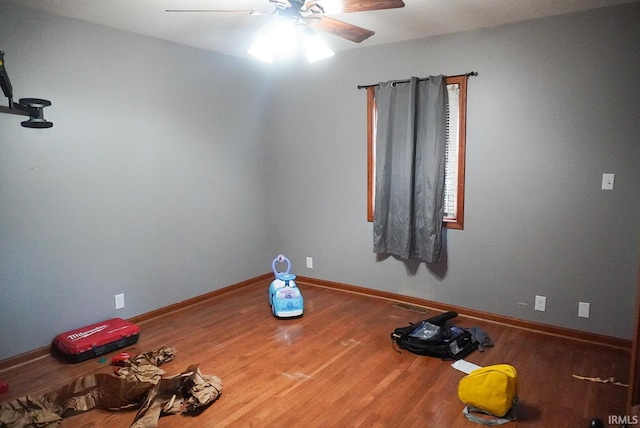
(0, 51, 53, 129)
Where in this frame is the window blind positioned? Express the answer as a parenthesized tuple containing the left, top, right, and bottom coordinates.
(444, 83, 460, 218)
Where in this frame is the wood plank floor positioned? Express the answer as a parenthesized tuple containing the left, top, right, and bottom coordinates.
(0, 279, 630, 427)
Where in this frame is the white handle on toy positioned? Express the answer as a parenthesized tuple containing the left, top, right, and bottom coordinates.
(272, 254, 291, 277)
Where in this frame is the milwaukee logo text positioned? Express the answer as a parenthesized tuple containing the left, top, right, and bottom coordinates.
(67, 324, 108, 341)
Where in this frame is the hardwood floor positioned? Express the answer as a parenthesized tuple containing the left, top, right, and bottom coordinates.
(0, 278, 630, 427)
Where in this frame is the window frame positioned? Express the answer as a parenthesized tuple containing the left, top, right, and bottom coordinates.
(366, 74, 468, 230)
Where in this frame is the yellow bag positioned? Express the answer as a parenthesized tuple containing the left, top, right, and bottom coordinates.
(458, 364, 518, 419)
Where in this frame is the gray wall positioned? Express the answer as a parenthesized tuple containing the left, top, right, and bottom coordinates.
(0, 1, 273, 360)
(264, 3, 640, 339)
(1, 1, 639, 361)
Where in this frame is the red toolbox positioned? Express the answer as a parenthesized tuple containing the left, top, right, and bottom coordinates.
(52, 318, 140, 363)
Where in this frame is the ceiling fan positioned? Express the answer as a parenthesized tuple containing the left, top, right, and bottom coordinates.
(166, 0, 406, 44)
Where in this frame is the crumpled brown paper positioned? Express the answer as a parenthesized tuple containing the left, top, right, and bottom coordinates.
(0, 396, 62, 428)
(130, 364, 222, 428)
(0, 346, 222, 428)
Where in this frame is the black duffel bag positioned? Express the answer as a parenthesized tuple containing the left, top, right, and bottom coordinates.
(390, 311, 478, 360)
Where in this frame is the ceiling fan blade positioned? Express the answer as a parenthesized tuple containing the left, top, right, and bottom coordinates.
(334, 0, 405, 13)
(165, 9, 267, 15)
(308, 15, 374, 43)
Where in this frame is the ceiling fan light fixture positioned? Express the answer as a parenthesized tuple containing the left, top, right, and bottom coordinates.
(304, 32, 334, 63)
(248, 20, 296, 63)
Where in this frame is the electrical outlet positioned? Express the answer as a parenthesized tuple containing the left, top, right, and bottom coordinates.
(534, 295, 546, 312)
(578, 302, 590, 318)
(115, 293, 125, 310)
(306, 257, 313, 269)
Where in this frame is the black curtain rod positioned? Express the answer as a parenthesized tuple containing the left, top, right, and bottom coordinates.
(357, 71, 478, 90)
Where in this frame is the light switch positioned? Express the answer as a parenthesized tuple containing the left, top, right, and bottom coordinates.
(602, 173, 615, 190)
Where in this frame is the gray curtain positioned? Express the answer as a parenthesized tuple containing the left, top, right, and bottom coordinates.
(373, 75, 447, 263)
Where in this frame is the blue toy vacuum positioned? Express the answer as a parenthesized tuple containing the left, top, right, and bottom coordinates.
(269, 254, 303, 318)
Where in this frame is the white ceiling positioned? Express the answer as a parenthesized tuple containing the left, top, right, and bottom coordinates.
(9, 0, 637, 61)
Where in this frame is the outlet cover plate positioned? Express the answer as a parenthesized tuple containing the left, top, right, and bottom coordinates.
(578, 302, 590, 318)
(534, 295, 546, 312)
(115, 293, 125, 310)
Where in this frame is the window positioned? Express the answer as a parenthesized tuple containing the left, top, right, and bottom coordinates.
(366, 74, 468, 229)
